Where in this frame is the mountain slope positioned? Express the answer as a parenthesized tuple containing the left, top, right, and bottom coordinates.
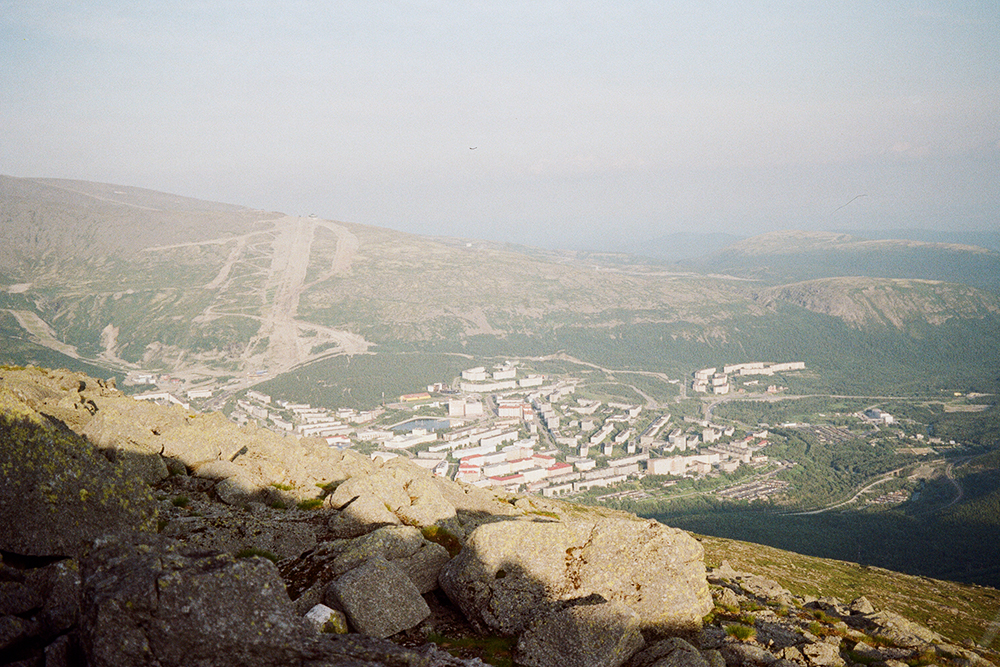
(763, 277, 1000, 328)
(2, 177, 1000, 397)
(687, 230, 1000, 292)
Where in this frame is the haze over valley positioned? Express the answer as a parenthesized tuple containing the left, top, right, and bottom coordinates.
(2, 176, 1000, 597)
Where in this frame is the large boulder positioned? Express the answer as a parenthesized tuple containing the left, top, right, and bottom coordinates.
(396, 475, 458, 528)
(862, 610, 945, 648)
(0, 390, 158, 559)
(439, 515, 712, 636)
(280, 525, 450, 599)
(79, 536, 308, 666)
(329, 469, 413, 513)
(160, 507, 317, 560)
(515, 599, 645, 667)
(79, 404, 171, 484)
(719, 642, 778, 667)
(77, 536, 481, 667)
(326, 555, 431, 638)
(801, 640, 845, 667)
(0, 556, 81, 660)
(626, 637, 713, 667)
(336, 492, 403, 528)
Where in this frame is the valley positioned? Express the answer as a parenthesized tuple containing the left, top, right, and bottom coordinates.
(2, 176, 1000, 593)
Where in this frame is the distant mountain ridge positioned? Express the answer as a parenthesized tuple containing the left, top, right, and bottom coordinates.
(613, 231, 746, 262)
(684, 230, 1000, 293)
(833, 227, 1000, 253)
(1, 176, 999, 396)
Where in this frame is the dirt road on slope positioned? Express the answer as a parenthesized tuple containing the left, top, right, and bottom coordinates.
(245, 217, 369, 375)
(6, 214, 369, 387)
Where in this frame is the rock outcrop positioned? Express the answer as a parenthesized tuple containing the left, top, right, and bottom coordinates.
(515, 599, 645, 667)
(327, 554, 431, 638)
(0, 367, 995, 667)
(79, 536, 309, 666)
(0, 382, 157, 559)
(703, 563, 995, 667)
(440, 515, 712, 635)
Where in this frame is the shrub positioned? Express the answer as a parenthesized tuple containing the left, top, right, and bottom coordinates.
(724, 624, 757, 641)
(171, 496, 189, 507)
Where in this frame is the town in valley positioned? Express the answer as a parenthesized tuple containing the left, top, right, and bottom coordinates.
(124, 357, 958, 508)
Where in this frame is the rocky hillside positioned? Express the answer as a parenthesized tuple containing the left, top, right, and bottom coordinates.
(1, 366, 996, 666)
(762, 277, 1000, 328)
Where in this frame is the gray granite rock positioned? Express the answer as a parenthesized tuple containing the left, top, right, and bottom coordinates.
(516, 599, 645, 667)
(626, 637, 710, 667)
(801, 640, 845, 667)
(280, 524, 433, 599)
(337, 491, 402, 527)
(849, 596, 875, 615)
(79, 536, 308, 667)
(327, 555, 430, 639)
(393, 540, 452, 594)
(720, 641, 777, 667)
(0, 399, 157, 558)
(440, 516, 711, 636)
(863, 610, 945, 648)
(304, 604, 348, 634)
(329, 469, 411, 513)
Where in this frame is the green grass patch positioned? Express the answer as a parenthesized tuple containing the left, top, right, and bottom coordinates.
(724, 624, 757, 641)
(297, 498, 324, 511)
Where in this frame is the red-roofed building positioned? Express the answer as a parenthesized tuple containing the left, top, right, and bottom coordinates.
(546, 462, 575, 480)
(532, 454, 557, 468)
(489, 474, 525, 492)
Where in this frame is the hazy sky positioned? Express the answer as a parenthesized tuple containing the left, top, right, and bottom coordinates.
(2, 1, 998, 248)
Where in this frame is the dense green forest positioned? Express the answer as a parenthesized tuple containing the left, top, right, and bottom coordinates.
(255, 351, 477, 408)
(255, 303, 1000, 412)
(638, 477, 1000, 588)
(600, 410, 1000, 588)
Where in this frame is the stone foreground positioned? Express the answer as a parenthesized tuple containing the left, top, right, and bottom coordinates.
(0, 367, 994, 667)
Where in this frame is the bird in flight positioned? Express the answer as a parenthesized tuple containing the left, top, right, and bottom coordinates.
(469, 147, 477, 150)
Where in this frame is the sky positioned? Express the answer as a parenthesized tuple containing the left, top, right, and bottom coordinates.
(2, 1, 998, 249)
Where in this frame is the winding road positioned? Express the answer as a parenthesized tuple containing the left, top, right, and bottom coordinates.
(789, 467, 908, 515)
